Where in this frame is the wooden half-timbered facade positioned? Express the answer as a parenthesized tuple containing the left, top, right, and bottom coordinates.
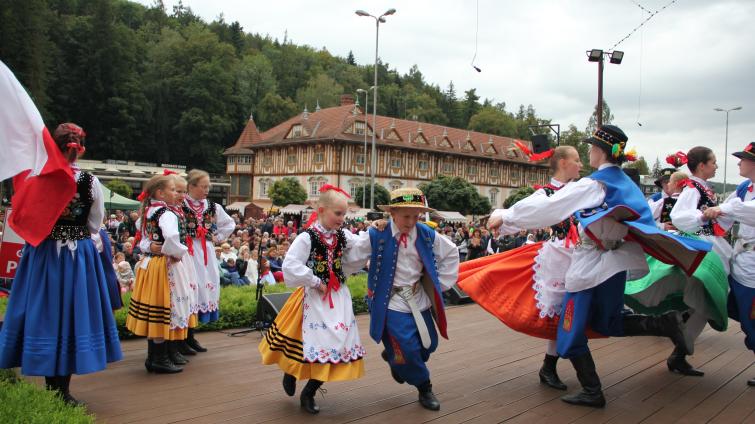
(224, 95, 549, 210)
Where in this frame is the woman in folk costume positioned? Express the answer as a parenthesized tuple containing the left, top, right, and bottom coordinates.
(127, 174, 193, 374)
(0, 123, 122, 405)
(703, 142, 755, 386)
(488, 125, 710, 408)
(259, 185, 367, 414)
(182, 169, 235, 352)
(458, 145, 583, 391)
(344, 188, 460, 412)
(625, 152, 729, 377)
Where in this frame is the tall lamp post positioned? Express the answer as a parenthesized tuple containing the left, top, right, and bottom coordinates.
(586, 49, 624, 127)
(356, 86, 375, 208)
(714, 106, 742, 194)
(356, 8, 396, 209)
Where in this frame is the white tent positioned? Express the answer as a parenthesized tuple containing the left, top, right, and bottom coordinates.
(435, 211, 468, 224)
(226, 201, 251, 217)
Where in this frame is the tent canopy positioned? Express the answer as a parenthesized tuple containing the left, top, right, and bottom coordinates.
(226, 201, 251, 217)
(280, 204, 312, 214)
(435, 210, 468, 223)
(100, 185, 141, 210)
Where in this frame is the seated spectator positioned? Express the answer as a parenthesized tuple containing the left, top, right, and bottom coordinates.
(246, 249, 259, 285)
(116, 261, 135, 292)
(220, 243, 237, 262)
(266, 246, 284, 282)
(221, 258, 248, 286)
(259, 258, 277, 286)
(286, 220, 297, 236)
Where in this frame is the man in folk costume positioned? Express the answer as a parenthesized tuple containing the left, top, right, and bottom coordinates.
(489, 125, 711, 407)
(701, 142, 755, 386)
(345, 188, 459, 411)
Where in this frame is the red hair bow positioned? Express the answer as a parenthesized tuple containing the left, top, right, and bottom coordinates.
(666, 151, 688, 167)
(319, 184, 351, 198)
(136, 190, 148, 201)
(163, 169, 178, 176)
(66, 142, 86, 155)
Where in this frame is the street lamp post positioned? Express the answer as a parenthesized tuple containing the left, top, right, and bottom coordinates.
(356, 8, 396, 209)
(714, 106, 743, 194)
(356, 87, 374, 208)
(586, 49, 624, 127)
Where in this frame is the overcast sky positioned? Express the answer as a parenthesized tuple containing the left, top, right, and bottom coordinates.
(141, 0, 755, 185)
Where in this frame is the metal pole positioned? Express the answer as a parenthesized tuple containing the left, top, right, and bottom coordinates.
(724, 111, 729, 194)
(597, 55, 604, 128)
(363, 89, 368, 208)
(370, 18, 379, 210)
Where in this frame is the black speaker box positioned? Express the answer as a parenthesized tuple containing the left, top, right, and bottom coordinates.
(531, 134, 550, 154)
(257, 292, 293, 324)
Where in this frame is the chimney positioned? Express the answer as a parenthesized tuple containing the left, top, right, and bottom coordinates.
(340, 94, 355, 106)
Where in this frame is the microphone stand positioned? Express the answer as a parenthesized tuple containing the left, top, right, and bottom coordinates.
(229, 238, 266, 337)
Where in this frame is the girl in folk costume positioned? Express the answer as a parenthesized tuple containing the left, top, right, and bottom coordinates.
(459, 145, 583, 391)
(259, 185, 366, 414)
(703, 142, 755, 386)
(0, 123, 122, 405)
(488, 125, 710, 407)
(126, 174, 192, 374)
(182, 169, 235, 352)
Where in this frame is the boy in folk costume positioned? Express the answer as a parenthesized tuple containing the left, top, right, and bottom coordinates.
(489, 125, 710, 407)
(345, 188, 460, 411)
(701, 142, 755, 386)
(259, 185, 367, 414)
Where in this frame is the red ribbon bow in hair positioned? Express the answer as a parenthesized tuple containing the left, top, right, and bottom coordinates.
(137, 190, 148, 201)
(319, 184, 351, 198)
(666, 151, 688, 168)
(163, 169, 178, 176)
(66, 142, 86, 155)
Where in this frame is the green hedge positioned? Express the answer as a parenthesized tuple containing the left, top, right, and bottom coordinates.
(0, 369, 94, 423)
(115, 274, 370, 338)
(0, 296, 6, 318)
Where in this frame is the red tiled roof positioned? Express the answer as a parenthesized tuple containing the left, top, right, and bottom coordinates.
(225, 104, 539, 164)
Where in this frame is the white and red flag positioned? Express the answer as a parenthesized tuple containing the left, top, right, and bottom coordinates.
(0, 60, 76, 246)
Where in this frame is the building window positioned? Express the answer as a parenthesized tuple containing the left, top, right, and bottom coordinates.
(239, 155, 251, 164)
(349, 181, 363, 198)
(228, 156, 236, 164)
(238, 176, 251, 196)
(262, 153, 272, 166)
(309, 179, 326, 196)
(389, 180, 403, 191)
(287, 154, 296, 166)
(489, 189, 499, 207)
(354, 121, 366, 135)
(467, 165, 477, 175)
(230, 176, 238, 194)
(490, 166, 499, 177)
(355, 153, 365, 165)
(314, 151, 324, 163)
(418, 160, 429, 171)
(291, 124, 303, 138)
(259, 179, 271, 198)
(391, 156, 402, 168)
(443, 162, 453, 173)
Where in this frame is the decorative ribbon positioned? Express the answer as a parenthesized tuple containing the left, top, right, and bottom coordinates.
(319, 184, 351, 198)
(514, 140, 553, 162)
(666, 151, 688, 167)
(136, 190, 148, 201)
(398, 233, 408, 248)
(564, 217, 580, 248)
(163, 169, 178, 176)
(66, 142, 86, 155)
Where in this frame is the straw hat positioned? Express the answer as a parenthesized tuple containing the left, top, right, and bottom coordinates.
(378, 187, 435, 213)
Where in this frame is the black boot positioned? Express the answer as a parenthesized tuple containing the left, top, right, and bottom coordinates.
(45, 376, 83, 407)
(417, 380, 440, 411)
(300, 379, 323, 414)
(150, 341, 183, 374)
(186, 328, 207, 353)
(381, 350, 405, 384)
(168, 341, 189, 365)
(176, 339, 197, 356)
(667, 347, 704, 376)
(145, 340, 155, 373)
(539, 354, 567, 390)
(561, 352, 606, 408)
(748, 377, 755, 387)
(282, 373, 296, 396)
(622, 311, 690, 354)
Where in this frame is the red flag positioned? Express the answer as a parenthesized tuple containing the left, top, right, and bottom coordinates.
(0, 61, 76, 246)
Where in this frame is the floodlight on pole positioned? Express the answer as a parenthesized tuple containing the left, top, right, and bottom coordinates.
(586, 49, 624, 127)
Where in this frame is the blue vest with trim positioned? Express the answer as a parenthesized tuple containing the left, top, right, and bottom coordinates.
(366, 223, 445, 343)
(736, 180, 751, 201)
(577, 166, 656, 229)
(650, 191, 663, 202)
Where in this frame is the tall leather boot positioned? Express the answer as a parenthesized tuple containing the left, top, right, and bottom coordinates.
(176, 339, 197, 356)
(168, 341, 189, 365)
(667, 346, 704, 376)
(150, 341, 183, 374)
(282, 373, 296, 396)
(748, 377, 755, 387)
(145, 339, 155, 372)
(561, 352, 606, 408)
(622, 311, 691, 354)
(186, 328, 207, 352)
(300, 379, 323, 414)
(58, 375, 83, 406)
(417, 380, 440, 411)
(539, 354, 567, 390)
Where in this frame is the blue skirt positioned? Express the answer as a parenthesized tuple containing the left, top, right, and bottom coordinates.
(0, 238, 123, 376)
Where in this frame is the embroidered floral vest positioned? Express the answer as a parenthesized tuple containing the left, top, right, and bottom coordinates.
(305, 228, 346, 286)
(659, 196, 677, 224)
(49, 172, 94, 240)
(540, 184, 574, 240)
(183, 201, 216, 241)
(145, 207, 171, 243)
(688, 180, 718, 235)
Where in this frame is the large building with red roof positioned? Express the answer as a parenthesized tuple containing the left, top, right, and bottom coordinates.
(223, 95, 548, 210)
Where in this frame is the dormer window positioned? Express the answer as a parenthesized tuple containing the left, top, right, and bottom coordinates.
(286, 124, 307, 139)
(354, 121, 366, 135)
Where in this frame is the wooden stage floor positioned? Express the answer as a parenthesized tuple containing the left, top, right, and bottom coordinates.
(71, 305, 755, 423)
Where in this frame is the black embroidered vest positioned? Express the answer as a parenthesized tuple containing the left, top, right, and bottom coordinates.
(145, 207, 171, 244)
(305, 228, 346, 286)
(541, 184, 574, 240)
(688, 180, 718, 236)
(183, 201, 216, 241)
(49, 172, 94, 240)
(659, 196, 677, 224)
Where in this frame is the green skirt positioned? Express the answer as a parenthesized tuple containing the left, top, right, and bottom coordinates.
(624, 249, 728, 332)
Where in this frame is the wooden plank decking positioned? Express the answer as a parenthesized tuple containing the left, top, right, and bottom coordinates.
(68, 305, 755, 423)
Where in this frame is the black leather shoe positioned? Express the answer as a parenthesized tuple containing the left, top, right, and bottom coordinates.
(381, 350, 405, 384)
(561, 388, 606, 408)
(667, 349, 704, 377)
(186, 329, 207, 352)
(539, 354, 567, 390)
(300, 380, 323, 414)
(417, 381, 440, 411)
(747, 377, 755, 387)
(168, 342, 189, 365)
(177, 340, 197, 356)
(283, 373, 296, 396)
(150, 342, 183, 374)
